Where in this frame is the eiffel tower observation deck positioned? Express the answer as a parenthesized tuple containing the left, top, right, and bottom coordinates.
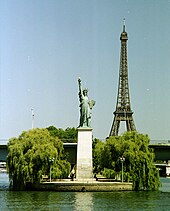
(110, 19, 136, 136)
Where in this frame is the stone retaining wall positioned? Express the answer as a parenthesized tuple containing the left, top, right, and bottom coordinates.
(27, 181, 133, 192)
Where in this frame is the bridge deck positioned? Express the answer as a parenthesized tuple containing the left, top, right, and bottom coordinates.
(1, 140, 170, 163)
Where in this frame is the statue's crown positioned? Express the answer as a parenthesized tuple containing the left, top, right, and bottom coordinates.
(83, 88, 88, 92)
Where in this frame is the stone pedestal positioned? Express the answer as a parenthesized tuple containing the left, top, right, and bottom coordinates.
(76, 127, 93, 180)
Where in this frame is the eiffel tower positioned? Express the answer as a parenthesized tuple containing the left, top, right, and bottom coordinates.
(110, 20, 136, 136)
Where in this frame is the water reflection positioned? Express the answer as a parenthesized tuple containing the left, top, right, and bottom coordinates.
(0, 173, 9, 190)
(160, 177, 170, 192)
(74, 192, 93, 211)
(0, 174, 170, 210)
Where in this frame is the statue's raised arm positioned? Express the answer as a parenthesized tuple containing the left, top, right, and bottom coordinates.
(77, 77, 95, 128)
(78, 77, 83, 100)
(78, 77, 82, 91)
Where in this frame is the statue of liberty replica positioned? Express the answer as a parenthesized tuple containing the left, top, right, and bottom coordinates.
(78, 77, 95, 128)
(76, 77, 95, 180)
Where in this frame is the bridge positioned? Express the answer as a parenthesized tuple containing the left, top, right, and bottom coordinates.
(0, 140, 8, 162)
(0, 140, 77, 168)
(149, 142, 170, 176)
(1, 139, 170, 176)
(149, 143, 170, 162)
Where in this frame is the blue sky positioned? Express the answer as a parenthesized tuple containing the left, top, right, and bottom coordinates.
(1, 0, 170, 141)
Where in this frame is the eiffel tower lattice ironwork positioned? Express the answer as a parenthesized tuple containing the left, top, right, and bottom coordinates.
(110, 20, 136, 136)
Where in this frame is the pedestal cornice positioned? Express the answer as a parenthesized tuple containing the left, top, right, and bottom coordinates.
(77, 127, 93, 132)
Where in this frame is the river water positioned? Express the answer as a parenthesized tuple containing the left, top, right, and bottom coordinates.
(0, 173, 170, 210)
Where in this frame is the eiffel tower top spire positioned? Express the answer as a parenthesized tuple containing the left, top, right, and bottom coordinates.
(120, 18, 128, 41)
(123, 18, 126, 32)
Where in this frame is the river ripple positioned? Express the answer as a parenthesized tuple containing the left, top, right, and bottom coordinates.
(0, 173, 170, 211)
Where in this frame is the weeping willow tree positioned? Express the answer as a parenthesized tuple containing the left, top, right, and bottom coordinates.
(7, 128, 71, 190)
(93, 131, 160, 191)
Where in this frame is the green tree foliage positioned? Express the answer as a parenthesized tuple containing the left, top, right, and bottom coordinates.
(93, 131, 160, 190)
(92, 138, 105, 174)
(7, 128, 71, 190)
(47, 126, 77, 143)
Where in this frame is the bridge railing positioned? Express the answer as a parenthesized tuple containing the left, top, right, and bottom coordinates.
(150, 140, 170, 145)
(0, 139, 8, 145)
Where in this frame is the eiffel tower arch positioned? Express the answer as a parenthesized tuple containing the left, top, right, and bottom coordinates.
(110, 20, 136, 137)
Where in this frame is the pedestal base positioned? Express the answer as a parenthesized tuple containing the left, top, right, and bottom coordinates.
(76, 127, 93, 180)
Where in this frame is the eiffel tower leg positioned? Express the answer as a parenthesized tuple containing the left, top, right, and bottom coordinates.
(126, 120, 131, 132)
(126, 119, 136, 132)
(130, 119, 136, 131)
(110, 115, 120, 136)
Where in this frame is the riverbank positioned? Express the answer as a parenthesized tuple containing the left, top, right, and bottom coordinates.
(27, 180, 133, 192)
